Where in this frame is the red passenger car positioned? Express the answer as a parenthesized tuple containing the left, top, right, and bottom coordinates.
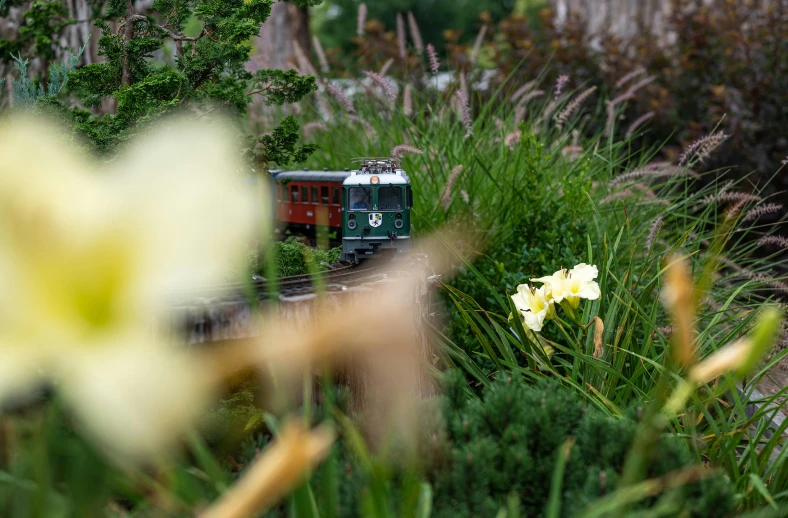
(271, 170, 351, 234)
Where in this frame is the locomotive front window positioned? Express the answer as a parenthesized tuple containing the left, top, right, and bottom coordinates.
(348, 187, 371, 211)
(321, 186, 329, 204)
(291, 185, 299, 202)
(378, 185, 402, 210)
(332, 187, 340, 205)
(301, 186, 309, 203)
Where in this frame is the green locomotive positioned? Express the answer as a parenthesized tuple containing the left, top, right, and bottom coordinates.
(340, 158, 413, 263)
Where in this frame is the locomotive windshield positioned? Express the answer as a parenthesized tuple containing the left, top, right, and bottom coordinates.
(378, 185, 402, 210)
(349, 187, 371, 210)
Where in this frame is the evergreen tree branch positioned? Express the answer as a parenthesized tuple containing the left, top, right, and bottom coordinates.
(121, 0, 137, 87)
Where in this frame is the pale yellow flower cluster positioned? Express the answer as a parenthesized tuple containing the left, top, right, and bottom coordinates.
(511, 263, 601, 332)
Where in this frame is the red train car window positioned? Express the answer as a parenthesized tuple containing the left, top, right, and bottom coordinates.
(311, 186, 319, 204)
(321, 186, 329, 204)
(332, 187, 340, 205)
(301, 186, 308, 203)
(291, 185, 299, 202)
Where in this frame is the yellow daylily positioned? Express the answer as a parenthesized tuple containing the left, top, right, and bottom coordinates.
(531, 263, 601, 309)
(0, 115, 258, 462)
(511, 284, 555, 332)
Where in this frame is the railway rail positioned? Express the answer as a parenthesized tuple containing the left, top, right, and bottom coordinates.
(172, 260, 387, 304)
(168, 256, 420, 344)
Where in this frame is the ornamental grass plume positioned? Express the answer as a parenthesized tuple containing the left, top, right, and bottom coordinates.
(504, 130, 521, 150)
(645, 215, 664, 251)
(440, 165, 464, 210)
(614, 67, 646, 89)
(470, 24, 487, 67)
(292, 40, 316, 76)
(378, 57, 394, 76)
(403, 83, 413, 116)
(312, 35, 329, 74)
(610, 163, 685, 186)
(555, 86, 597, 129)
(741, 202, 782, 223)
(301, 121, 328, 138)
(455, 89, 473, 138)
(326, 82, 354, 113)
(604, 76, 656, 136)
(758, 235, 788, 249)
(391, 144, 423, 159)
(678, 131, 728, 166)
(625, 111, 655, 138)
(426, 43, 439, 74)
(0, 115, 258, 463)
(364, 70, 396, 105)
(396, 12, 406, 59)
(356, 3, 367, 36)
(347, 114, 377, 139)
(511, 80, 538, 102)
(554, 74, 569, 98)
(407, 11, 424, 56)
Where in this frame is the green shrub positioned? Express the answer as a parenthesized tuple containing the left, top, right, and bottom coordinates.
(255, 371, 733, 517)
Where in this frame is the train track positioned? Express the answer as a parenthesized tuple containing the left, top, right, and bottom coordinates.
(168, 258, 409, 344)
(171, 260, 390, 306)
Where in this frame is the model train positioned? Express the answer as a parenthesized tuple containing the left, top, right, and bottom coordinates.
(271, 158, 412, 263)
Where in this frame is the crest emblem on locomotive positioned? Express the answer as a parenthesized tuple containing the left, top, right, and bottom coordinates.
(368, 212, 383, 227)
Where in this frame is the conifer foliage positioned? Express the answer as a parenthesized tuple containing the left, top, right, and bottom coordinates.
(5, 0, 321, 167)
(294, 372, 734, 517)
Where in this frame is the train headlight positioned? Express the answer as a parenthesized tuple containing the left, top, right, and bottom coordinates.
(395, 219, 404, 229)
(347, 220, 357, 230)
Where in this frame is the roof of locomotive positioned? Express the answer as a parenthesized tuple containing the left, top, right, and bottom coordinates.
(269, 168, 410, 185)
(342, 171, 410, 186)
(270, 170, 351, 183)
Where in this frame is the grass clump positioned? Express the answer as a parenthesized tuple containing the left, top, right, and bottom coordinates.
(248, 237, 342, 278)
(292, 59, 788, 510)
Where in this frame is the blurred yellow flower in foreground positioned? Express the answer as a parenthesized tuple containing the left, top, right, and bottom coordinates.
(0, 115, 258, 462)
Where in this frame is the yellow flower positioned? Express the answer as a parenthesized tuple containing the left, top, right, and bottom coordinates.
(0, 115, 258, 462)
(511, 284, 554, 332)
(531, 263, 601, 308)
